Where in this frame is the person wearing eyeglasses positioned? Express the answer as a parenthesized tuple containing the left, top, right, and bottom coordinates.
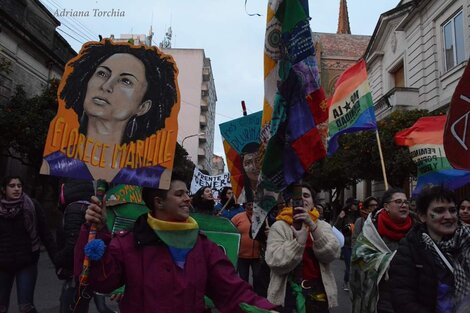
(389, 186, 470, 313)
(458, 198, 470, 226)
(350, 188, 413, 313)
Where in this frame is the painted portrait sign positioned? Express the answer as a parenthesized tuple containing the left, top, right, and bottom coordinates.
(40, 40, 180, 189)
(219, 111, 262, 204)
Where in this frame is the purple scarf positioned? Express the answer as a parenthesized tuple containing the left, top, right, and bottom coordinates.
(0, 194, 39, 252)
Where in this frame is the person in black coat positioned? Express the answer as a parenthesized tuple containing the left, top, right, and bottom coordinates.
(55, 179, 115, 313)
(334, 197, 360, 291)
(0, 176, 57, 313)
(389, 186, 470, 313)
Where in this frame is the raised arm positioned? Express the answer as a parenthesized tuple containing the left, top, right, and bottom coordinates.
(73, 198, 125, 293)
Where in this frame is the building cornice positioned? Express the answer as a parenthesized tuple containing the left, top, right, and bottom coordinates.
(363, 1, 415, 60)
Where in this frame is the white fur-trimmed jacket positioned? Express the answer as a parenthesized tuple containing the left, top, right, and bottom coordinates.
(265, 219, 340, 308)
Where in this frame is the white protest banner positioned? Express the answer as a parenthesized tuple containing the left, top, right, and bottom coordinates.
(190, 168, 231, 200)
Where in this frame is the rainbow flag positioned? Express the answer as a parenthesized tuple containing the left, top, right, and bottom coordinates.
(327, 59, 377, 155)
(395, 116, 470, 195)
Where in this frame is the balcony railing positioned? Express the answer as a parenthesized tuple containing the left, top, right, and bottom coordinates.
(203, 67, 210, 81)
(199, 115, 207, 126)
(374, 87, 419, 120)
(198, 147, 206, 156)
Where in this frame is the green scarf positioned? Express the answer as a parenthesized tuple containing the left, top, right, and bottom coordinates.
(350, 215, 396, 313)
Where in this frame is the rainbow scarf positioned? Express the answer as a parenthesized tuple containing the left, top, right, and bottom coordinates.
(147, 214, 199, 268)
(276, 206, 320, 225)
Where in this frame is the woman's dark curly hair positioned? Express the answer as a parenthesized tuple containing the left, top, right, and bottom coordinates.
(191, 186, 214, 213)
(60, 39, 178, 144)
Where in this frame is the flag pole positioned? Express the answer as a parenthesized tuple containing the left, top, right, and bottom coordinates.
(375, 130, 389, 190)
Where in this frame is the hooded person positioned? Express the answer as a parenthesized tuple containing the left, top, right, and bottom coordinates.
(55, 178, 115, 313)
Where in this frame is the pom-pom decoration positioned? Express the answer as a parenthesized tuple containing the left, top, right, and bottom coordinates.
(84, 239, 106, 261)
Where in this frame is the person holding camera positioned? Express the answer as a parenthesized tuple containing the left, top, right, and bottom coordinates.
(265, 183, 340, 313)
(334, 197, 360, 291)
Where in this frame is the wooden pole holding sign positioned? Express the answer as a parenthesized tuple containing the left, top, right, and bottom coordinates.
(375, 130, 389, 190)
(79, 179, 108, 286)
(241, 100, 247, 116)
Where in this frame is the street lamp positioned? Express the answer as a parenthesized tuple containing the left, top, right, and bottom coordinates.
(181, 132, 205, 149)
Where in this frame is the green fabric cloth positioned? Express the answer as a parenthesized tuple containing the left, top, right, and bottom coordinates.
(350, 215, 397, 313)
(288, 277, 306, 313)
(239, 302, 273, 313)
(204, 296, 215, 309)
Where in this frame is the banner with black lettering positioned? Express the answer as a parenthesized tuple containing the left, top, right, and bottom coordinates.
(395, 116, 470, 195)
(328, 59, 377, 155)
(190, 168, 231, 201)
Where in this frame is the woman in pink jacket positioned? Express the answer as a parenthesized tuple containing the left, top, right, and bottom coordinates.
(75, 170, 277, 313)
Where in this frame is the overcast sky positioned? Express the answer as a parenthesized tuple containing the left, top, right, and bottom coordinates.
(40, 0, 399, 162)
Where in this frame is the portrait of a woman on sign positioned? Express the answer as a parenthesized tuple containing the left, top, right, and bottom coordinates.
(219, 111, 262, 203)
(40, 40, 180, 188)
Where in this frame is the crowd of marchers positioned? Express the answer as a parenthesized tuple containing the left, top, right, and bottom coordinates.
(1, 173, 470, 313)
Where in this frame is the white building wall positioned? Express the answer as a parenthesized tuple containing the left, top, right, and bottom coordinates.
(369, 0, 469, 113)
(163, 49, 204, 162)
(363, 0, 469, 198)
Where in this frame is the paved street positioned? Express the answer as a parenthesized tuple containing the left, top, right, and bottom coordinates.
(9, 251, 119, 313)
(9, 252, 351, 313)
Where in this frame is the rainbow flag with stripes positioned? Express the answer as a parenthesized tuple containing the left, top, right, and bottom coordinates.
(395, 115, 470, 194)
(327, 59, 377, 155)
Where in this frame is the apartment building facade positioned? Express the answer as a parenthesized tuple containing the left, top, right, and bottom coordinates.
(162, 48, 217, 172)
